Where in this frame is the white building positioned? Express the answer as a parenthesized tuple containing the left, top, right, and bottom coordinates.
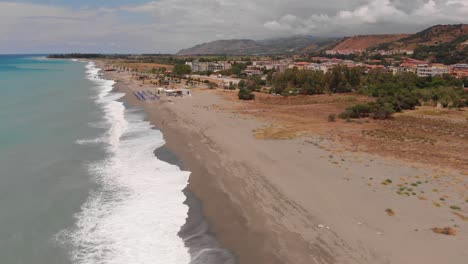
(417, 64, 449, 77)
(186, 61, 231, 72)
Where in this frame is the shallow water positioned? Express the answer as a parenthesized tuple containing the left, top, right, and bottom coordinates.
(0, 56, 234, 264)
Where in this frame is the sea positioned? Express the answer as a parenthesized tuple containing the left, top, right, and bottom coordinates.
(0, 55, 234, 264)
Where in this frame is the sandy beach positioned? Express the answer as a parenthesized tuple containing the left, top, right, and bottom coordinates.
(100, 62, 467, 264)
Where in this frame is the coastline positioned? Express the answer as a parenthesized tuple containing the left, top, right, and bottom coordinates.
(103, 65, 238, 263)
(97, 60, 467, 264)
(102, 67, 285, 263)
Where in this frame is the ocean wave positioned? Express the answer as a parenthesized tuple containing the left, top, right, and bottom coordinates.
(75, 137, 105, 145)
(59, 62, 191, 264)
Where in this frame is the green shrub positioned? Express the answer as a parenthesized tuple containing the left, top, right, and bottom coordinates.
(238, 88, 255, 100)
(328, 114, 336, 122)
(371, 102, 395, 119)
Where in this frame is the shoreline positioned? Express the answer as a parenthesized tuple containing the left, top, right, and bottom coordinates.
(104, 67, 286, 263)
(97, 60, 467, 264)
(107, 67, 238, 263)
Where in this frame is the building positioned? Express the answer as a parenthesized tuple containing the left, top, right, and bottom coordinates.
(417, 63, 449, 77)
(186, 61, 231, 72)
(288, 62, 311, 70)
(244, 69, 263, 76)
(374, 49, 414, 56)
(305, 63, 330, 73)
(398, 58, 427, 74)
(207, 62, 225, 72)
(450, 64, 468, 79)
(325, 49, 363, 55)
(186, 61, 207, 72)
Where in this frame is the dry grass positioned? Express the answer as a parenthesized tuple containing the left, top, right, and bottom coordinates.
(359, 113, 468, 170)
(216, 91, 468, 171)
(453, 212, 468, 222)
(431, 227, 457, 236)
(385, 208, 395, 216)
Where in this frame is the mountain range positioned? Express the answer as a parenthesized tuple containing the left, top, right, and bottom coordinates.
(176, 36, 338, 55)
(177, 24, 467, 57)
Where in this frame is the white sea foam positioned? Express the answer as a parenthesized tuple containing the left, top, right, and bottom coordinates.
(60, 62, 191, 264)
(75, 137, 105, 145)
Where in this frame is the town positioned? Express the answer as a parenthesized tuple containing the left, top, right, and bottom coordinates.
(184, 56, 468, 79)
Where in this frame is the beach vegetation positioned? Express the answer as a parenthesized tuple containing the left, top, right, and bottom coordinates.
(238, 88, 255, 100)
(385, 209, 395, 216)
(269, 65, 467, 119)
(432, 227, 457, 236)
(450, 205, 461, 210)
(454, 212, 468, 221)
(207, 82, 218, 89)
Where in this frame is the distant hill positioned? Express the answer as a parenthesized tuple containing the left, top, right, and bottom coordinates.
(382, 24, 468, 51)
(177, 35, 337, 55)
(328, 24, 467, 53)
(330, 34, 411, 51)
(326, 24, 467, 63)
(375, 24, 468, 64)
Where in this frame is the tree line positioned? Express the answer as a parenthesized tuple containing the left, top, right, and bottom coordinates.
(255, 65, 467, 119)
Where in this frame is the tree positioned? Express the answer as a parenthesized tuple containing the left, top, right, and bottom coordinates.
(231, 63, 248, 76)
(327, 65, 351, 93)
(238, 88, 255, 100)
(238, 79, 247, 89)
(228, 81, 237, 90)
(173, 64, 192, 76)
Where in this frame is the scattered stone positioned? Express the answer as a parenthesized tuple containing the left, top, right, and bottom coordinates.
(318, 224, 324, 228)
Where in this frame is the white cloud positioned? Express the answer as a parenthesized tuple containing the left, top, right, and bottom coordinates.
(0, 0, 466, 53)
(263, 0, 467, 36)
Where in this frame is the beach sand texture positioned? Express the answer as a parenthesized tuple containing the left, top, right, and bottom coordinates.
(102, 64, 467, 264)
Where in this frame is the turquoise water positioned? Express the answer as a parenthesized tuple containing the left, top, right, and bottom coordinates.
(0, 56, 233, 264)
(0, 55, 105, 263)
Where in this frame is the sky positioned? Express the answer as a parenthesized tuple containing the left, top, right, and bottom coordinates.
(0, 0, 467, 54)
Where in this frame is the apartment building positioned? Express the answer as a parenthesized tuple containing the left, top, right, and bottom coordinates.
(417, 63, 449, 77)
(186, 61, 231, 72)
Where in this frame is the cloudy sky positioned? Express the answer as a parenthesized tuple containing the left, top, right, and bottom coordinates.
(0, 0, 467, 54)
